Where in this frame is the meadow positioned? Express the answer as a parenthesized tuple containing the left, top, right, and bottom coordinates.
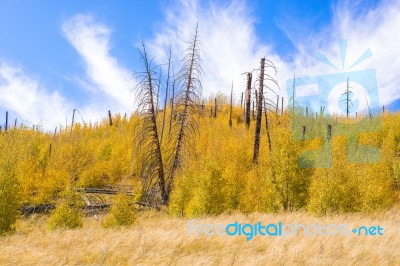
(0, 207, 399, 265)
(1, 30, 400, 265)
(1, 100, 400, 264)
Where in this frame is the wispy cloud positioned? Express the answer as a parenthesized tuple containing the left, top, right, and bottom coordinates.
(148, 0, 400, 115)
(0, 14, 138, 129)
(147, 0, 283, 101)
(0, 61, 71, 127)
(2, 1, 399, 128)
(62, 14, 136, 117)
(334, 0, 400, 107)
(277, 0, 400, 113)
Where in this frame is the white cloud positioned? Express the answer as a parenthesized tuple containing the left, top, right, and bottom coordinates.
(2, 1, 399, 128)
(334, 0, 400, 107)
(62, 14, 136, 116)
(279, 0, 400, 113)
(147, 0, 284, 103)
(0, 14, 137, 129)
(148, 0, 400, 115)
(0, 61, 71, 128)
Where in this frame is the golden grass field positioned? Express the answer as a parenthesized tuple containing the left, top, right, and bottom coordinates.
(1, 206, 399, 266)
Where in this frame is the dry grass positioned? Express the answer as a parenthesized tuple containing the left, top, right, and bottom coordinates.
(0, 207, 399, 266)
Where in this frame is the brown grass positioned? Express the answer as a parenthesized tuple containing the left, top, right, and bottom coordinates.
(0, 207, 399, 266)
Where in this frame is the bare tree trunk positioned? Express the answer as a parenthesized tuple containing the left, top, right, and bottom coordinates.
(166, 24, 201, 204)
(255, 89, 258, 112)
(214, 98, 217, 118)
(5, 111, 8, 131)
(108, 110, 113, 126)
(136, 41, 167, 204)
(229, 82, 233, 128)
(147, 77, 167, 204)
(245, 73, 252, 129)
(70, 109, 76, 136)
(252, 101, 255, 119)
(253, 58, 265, 164)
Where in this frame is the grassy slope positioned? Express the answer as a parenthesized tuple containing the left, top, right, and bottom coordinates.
(1, 207, 399, 266)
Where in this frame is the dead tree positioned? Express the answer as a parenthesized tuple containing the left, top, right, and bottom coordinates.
(5, 111, 8, 131)
(255, 89, 258, 112)
(253, 58, 265, 164)
(252, 101, 255, 119)
(70, 109, 76, 136)
(108, 110, 113, 126)
(254, 58, 279, 163)
(214, 98, 217, 118)
(166, 24, 201, 204)
(134, 41, 167, 204)
(245, 72, 252, 129)
(342, 77, 353, 118)
(229, 82, 233, 128)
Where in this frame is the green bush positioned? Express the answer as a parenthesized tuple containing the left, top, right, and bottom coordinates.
(0, 170, 20, 235)
(0, 133, 21, 236)
(48, 202, 83, 230)
(102, 193, 136, 228)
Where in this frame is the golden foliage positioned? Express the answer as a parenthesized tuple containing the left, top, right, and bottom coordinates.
(0, 102, 399, 221)
(102, 193, 136, 228)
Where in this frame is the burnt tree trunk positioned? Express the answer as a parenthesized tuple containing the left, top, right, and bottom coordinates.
(214, 98, 217, 118)
(245, 73, 252, 129)
(229, 82, 233, 128)
(5, 111, 8, 131)
(108, 110, 112, 126)
(253, 58, 265, 164)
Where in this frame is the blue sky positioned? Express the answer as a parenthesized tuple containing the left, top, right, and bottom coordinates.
(0, 0, 398, 128)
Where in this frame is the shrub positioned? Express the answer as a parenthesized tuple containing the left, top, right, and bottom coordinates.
(0, 170, 20, 235)
(0, 132, 21, 236)
(48, 189, 83, 231)
(102, 193, 136, 228)
(48, 201, 83, 230)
